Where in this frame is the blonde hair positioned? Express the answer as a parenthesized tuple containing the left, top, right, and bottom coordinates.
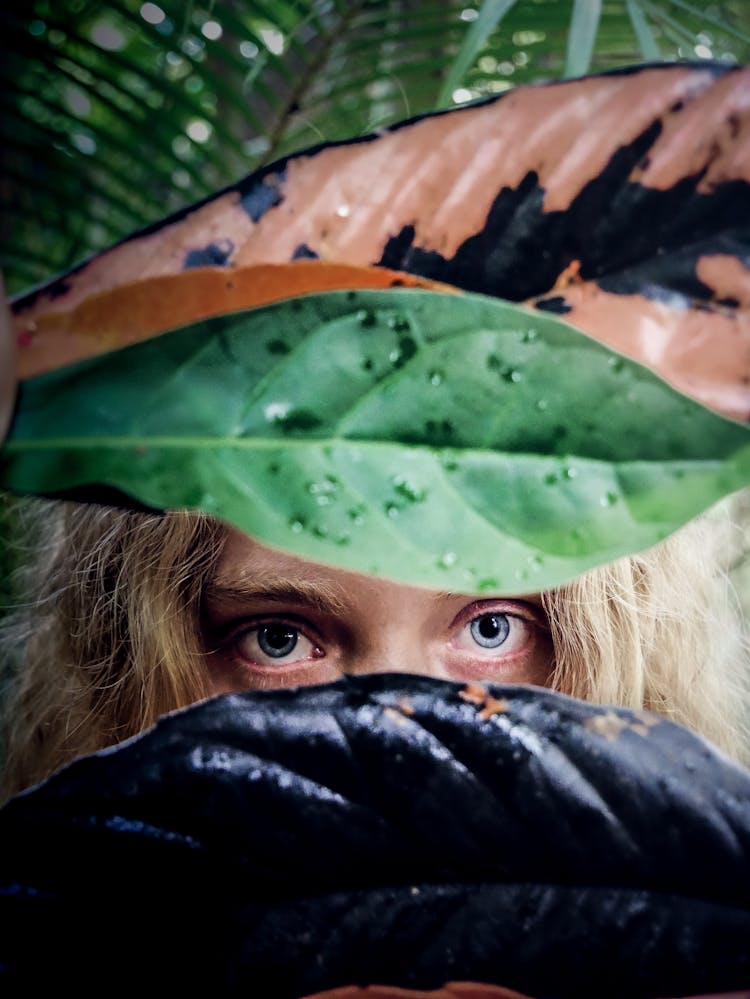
(1, 495, 748, 801)
(0, 500, 226, 799)
(542, 505, 750, 754)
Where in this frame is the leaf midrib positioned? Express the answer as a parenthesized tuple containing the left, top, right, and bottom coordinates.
(1, 434, 739, 471)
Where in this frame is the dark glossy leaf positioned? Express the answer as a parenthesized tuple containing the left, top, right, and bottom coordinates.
(304, 988, 534, 999)
(12, 63, 750, 420)
(3, 289, 749, 594)
(1, 676, 749, 996)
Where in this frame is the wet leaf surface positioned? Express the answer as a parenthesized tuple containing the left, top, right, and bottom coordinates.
(1, 677, 749, 996)
(3, 289, 749, 593)
(11, 63, 750, 419)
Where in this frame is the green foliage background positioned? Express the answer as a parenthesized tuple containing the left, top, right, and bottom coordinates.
(3, 0, 750, 295)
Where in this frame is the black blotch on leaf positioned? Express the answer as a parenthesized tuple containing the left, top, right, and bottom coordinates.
(16, 272, 76, 312)
(291, 243, 319, 260)
(239, 169, 287, 222)
(183, 240, 234, 269)
(535, 296, 572, 315)
(377, 116, 750, 308)
(46, 277, 72, 300)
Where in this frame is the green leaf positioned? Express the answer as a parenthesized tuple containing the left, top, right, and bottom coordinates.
(435, 0, 519, 108)
(565, 0, 603, 77)
(665, 0, 750, 46)
(626, 0, 661, 61)
(3, 289, 749, 595)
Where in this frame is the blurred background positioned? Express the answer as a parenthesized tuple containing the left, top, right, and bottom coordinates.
(3, 0, 750, 296)
(1, 0, 750, 616)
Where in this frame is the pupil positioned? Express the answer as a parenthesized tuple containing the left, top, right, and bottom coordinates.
(258, 624, 298, 658)
(479, 616, 500, 638)
(470, 613, 510, 649)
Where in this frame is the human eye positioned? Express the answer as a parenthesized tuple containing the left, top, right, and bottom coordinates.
(233, 619, 324, 669)
(453, 609, 531, 657)
(444, 598, 553, 685)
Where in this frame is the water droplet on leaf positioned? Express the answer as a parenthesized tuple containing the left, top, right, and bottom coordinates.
(308, 475, 340, 504)
(270, 407, 322, 430)
(264, 400, 292, 422)
(390, 335, 417, 368)
(392, 475, 426, 504)
(348, 504, 367, 525)
(438, 551, 457, 568)
(357, 308, 377, 328)
(387, 313, 411, 334)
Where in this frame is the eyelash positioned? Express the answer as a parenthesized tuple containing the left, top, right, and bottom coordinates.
(228, 615, 324, 671)
(451, 605, 537, 657)
(225, 604, 539, 672)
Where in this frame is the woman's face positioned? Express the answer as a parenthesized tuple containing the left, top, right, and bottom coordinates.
(201, 526, 554, 694)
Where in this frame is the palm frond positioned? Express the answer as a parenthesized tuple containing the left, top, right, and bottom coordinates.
(2, 0, 749, 296)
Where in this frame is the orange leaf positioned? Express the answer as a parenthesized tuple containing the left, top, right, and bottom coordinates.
(15, 262, 453, 380)
(12, 64, 750, 418)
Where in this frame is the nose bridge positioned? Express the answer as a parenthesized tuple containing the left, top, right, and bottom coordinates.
(343, 626, 435, 678)
(337, 583, 442, 679)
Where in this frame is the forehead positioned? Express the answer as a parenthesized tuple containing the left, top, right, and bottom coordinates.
(212, 524, 434, 601)
(211, 525, 544, 611)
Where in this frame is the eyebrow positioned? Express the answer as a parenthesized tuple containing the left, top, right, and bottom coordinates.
(203, 576, 350, 616)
